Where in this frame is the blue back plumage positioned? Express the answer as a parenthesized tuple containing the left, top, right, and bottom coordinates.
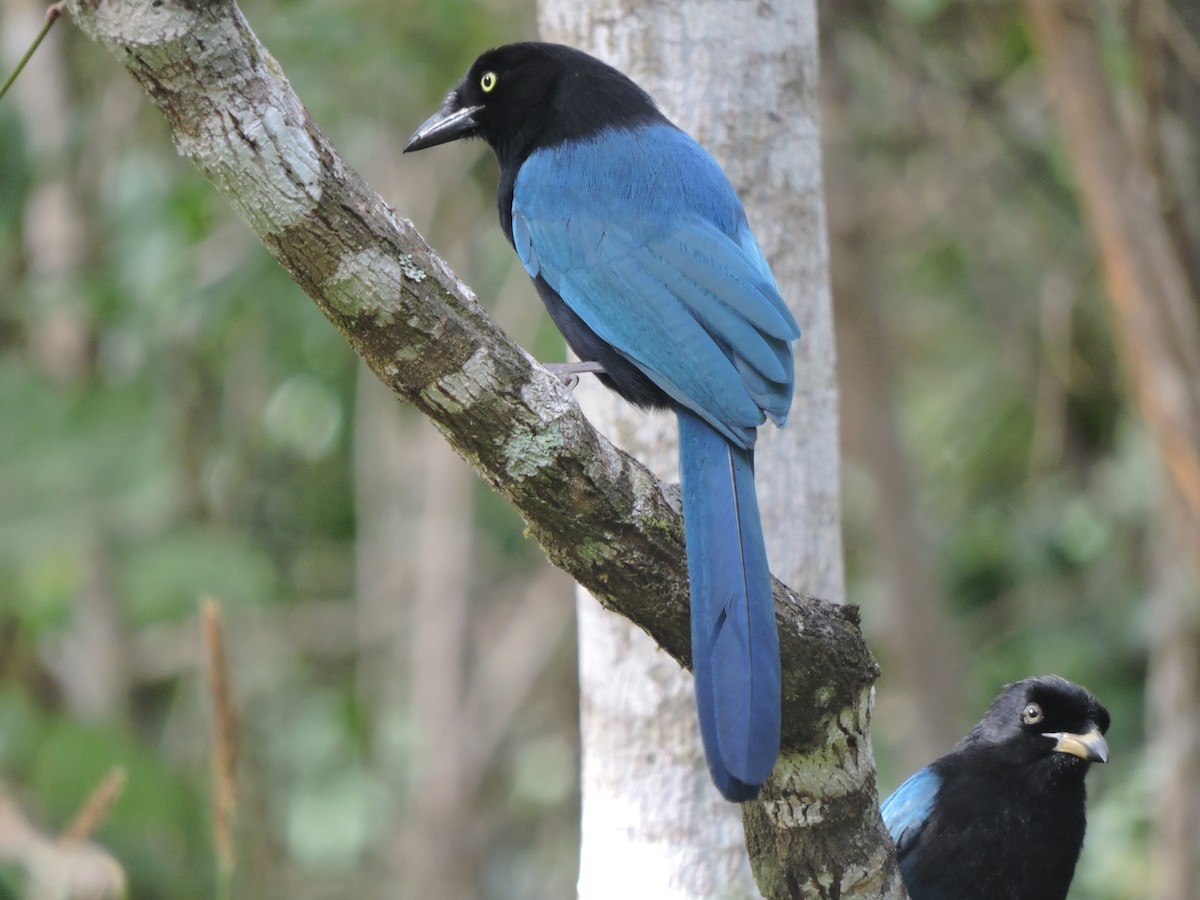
(882, 767, 940, 861)
(513, 124, 798, 449)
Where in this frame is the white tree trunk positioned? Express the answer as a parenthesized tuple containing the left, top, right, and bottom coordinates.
(536, 2, 844, 896)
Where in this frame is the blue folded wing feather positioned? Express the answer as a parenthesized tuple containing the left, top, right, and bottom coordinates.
(647, 223, 797, 343)
(512, 123, 799, 448)
(881, 767, 941, 858)
(512, 205, 538, 277)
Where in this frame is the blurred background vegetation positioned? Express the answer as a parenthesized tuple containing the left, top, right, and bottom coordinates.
(1, 0, 1196, 897)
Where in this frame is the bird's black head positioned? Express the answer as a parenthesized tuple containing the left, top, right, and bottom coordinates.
(404, 42, 667, 169)
(956, 675, 1110, 773)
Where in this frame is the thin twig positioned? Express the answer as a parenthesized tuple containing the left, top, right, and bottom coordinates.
(202, 597, 238, 899)
(0, 2, 64, 105)
(59, 767, 126, 845)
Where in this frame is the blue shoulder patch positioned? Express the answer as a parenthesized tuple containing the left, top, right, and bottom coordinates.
(881, 767, 940, 858)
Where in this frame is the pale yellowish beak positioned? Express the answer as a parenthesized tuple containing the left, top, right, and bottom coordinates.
(1044, 725, 1109, 763)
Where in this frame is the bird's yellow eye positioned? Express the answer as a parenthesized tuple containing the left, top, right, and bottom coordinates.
(1022, 702, 1044, 725)
(480, 71, 498, 92)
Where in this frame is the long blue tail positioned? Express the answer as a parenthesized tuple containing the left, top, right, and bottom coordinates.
(677, 407, 781, 801)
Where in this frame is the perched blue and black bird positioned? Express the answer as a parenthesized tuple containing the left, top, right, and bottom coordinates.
(405, 42, 799, 801)
(881, 675, 1110, 900)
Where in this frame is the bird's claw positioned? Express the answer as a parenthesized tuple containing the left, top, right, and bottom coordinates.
(543, 361, 606, 391)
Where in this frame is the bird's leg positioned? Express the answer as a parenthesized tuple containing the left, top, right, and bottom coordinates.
(543, 360, 606, 390)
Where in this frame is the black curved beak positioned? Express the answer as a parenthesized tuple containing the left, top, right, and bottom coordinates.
(404, 95, 483, 153)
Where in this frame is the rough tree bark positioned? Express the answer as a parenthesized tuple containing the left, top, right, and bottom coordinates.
(63, 0, 900, 895)
(1025, 4, 1200, 898)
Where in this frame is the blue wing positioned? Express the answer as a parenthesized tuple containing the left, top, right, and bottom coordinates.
(881, 767, 941, 859)
(512, 124, 799, 448)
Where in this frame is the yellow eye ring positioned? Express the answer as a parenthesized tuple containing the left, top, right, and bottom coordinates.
(480, 71, 497, 92)
(1021, 702, 1044, 726)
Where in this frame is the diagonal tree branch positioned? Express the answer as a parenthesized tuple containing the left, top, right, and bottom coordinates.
(65, 0, 890, 893)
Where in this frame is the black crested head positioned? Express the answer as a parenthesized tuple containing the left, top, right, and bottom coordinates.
(950, 674, 1110, 773)
(894, 676, 1110, 900)
(404, 42, 668, 170)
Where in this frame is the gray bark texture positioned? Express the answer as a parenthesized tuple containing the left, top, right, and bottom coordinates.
(64, 0, 901, 895)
